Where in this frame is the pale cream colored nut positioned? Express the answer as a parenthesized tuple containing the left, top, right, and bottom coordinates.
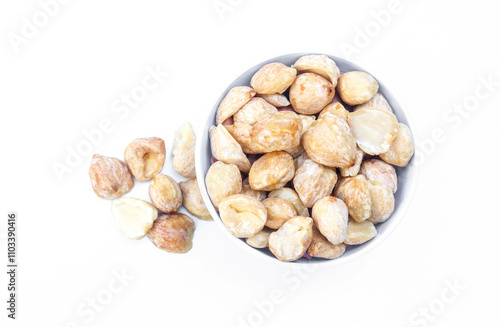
(287, 114, 316, 158)
(293, 159, 338, 208)
(172, 122, 196, 178)
(344, 218, 377, 245)
(259, 94, 290, 107)
(333, 175, 371, 223)
(230, 122, 266, 154)
(233, 97, 278, 126)
(339, 147, 364, 177)
(246, 228, 272, 248)
(318, 102, 349, 121)
(205, 161, 242, 210)
(251, 111, 302, 153)
(348, 107, 399, 155)
(367, 180, 395, 224)
(250, 62, 297, 94)
(262, 198, 297, 229)
(89, 154, 134, 199)
(289, 73, 335, 115)
(124, 137, 165, 182)
(269, 216, 313, 262)
(311, 196, 348, 245)
(147, 213, 195, 253)
(216, 86, 256, 125)
(268, 188, 309, 217)
(219, 194, 267, 238)
(379, 123, 415, 167)
(249, 151, 295, 191)
(355, 92, 393, 113)
(179, 178, 212, 220)
(210, 124, 251, 173)
(337, 71, 379, 105)
(302, 113, 357, 168)
(241, 177, 266, 201)
(307, 226, 346, 259)
(292, 54, 341, 86)
(149, 174, 183, 213)
(293, 151, 310, 171)
(360, 159, 398, 193)
(111, 197, 158, 240)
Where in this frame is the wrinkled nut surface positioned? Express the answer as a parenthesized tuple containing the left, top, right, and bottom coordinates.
(339, 147, 364, 177)
(249, 151, 295, 191)
(149, 174, 183, 213)
(241, 177, 266, 201)
(360, 159, 398, 193)
(333, 175, 372, 223)
(124, 137, 166, 182)
(268, 188, 309, 217)
(210, 124, 251, 173)
(147, 213, 195, 253)
(287, 115, 316, 158)
(303, 113, 357, 168)
(259, 94, 290, 107)
(179, 178, 212, 220)
(348, 107, 399, 155)
(89, 154, 134, 199)
(311, 196, 348, 245)
(233, 97, 278, 126)
(111, 197, 158, 240)
(262, 198, 297, 229)
(292, 54, 341, 86)
(318, 102, 349, 121)
(246, 228, 272, 248)
(251, 111, 302, 153)
(337, 71, 379, 106)
(379, 123, 415, 167)
(250, 62, 297, 94)
(289, 73, 335, 115)
(367, 180, 395, 224)
(355, 92, 393, 113)
(216, 86, 256, 125)
(219, 194, 267, 238)
(205, 161, 242, 210)
(307, 226, 346, 259)
(268, 216, 313, 262)
(230, 122, 266, 154)
(172, 122, 196, 178)
(293, 159, 338, 208)
(344, 218, 377, 245)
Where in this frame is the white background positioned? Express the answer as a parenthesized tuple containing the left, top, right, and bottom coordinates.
(1, 0, 499, 326)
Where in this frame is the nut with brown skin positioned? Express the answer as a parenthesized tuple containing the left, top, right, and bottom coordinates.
(379, 123, 415, 167)
(293, 159, 338, 208)
(124, 137, 166, 182)
(89, 154, 134, 199)
(262, 198, 297, 229)
(219, 194, 267, 238)
(205, 161, 242, 210)
(111, 197, 158, 240)
(337, 71, 379, 106)
(292, 54, 341, 86)
(269, 216, 313, 262)
(249, 151, 295, 191)
(250, 62, 297, 94)
(147, 213, 195, 253)
(149, 174, 183, 213)
(246, 228, 273, 248)
(311, 196, 348, 245)
(268, 187, 309, 217)
(210, 124, 251, 173)
(344, 218, 377, 245)
(333, 175, 372, 223)
(216, 86, 256, 125)
(360, 158, 398, 193)
(289, 73, 335, 115)
(250, 111, 302, 153)
(172, 122, 196, 178)
(179, 178, 212, 220)
(307, 226, 346, 259)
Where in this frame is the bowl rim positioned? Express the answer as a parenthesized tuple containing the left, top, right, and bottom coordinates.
(195, 53, 419, 267)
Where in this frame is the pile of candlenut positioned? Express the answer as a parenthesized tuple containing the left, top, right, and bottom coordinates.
(89, 122, 211, 253)
(207, 54, 415, 262)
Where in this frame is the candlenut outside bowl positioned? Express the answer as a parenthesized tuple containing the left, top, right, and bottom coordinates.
(195, 53, 418, 266)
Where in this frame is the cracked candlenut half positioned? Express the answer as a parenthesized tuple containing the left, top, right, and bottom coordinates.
(111, 197, 158, 240)
(206, 54, 414, 262)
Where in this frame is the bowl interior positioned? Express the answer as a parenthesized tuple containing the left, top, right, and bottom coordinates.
(196, 53, 418, 266)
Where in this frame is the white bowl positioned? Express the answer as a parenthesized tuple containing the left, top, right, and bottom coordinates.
(195, 53, 418, 266)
